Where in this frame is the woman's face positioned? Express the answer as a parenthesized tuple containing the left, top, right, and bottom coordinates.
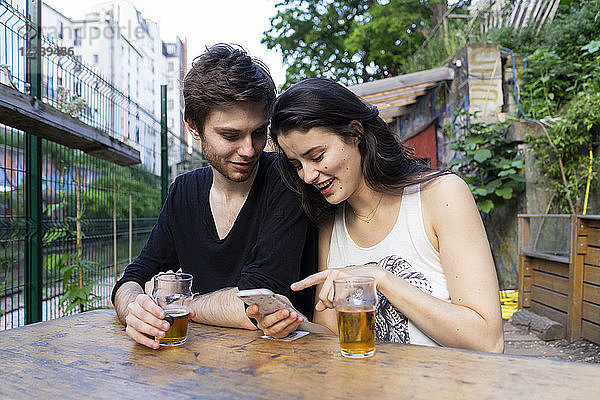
(278, 127, 366, 204)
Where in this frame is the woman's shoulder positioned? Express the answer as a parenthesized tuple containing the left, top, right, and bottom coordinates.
(420, 173, 476, 215)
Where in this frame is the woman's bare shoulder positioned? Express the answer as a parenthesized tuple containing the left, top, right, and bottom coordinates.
(421, 173, 477, 217)
(422, 173, 471, 198)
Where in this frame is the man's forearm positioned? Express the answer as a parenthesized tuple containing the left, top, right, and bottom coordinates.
(188, 287, 256, 330)
(114, 281, 144, 325)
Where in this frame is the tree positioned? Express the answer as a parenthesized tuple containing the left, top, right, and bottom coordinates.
(263, 0, 435, 88)
(345, 0, 433, 78)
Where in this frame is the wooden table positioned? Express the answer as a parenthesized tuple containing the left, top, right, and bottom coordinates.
(1, 309, 599, 399)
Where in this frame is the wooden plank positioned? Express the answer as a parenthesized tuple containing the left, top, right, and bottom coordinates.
(532, 270, 568, 295)
(348, 67, 454, 97)
(582, 227, 600, 243)
(583, 283, 600, 305)
(582, 320, 600, 345)
(531, 301, 568, 327)
(530, 0, 545, 24)
(568, 215, 584, 341)
(387, 99, 418, 108)
(537, 0, 557, 32)
(532, 259, 569, 278)
(0, 84, 141, 166)
(523, 258, 533, 276)
(520, 216, 531, 248)
(523, 276, 532, 290)
(584, 264, 600, 285)
(369, 91, 427, 106)
(584, 247, 600, 266)
(521, 249, 569, 264)
(522, 290, 531, 308)
(531, 285, 568, 312)
(584, 219, 600, 229)
(361, 83, 433, 100)
(518, 254, 527, 309)
(582, 302, 600, 325)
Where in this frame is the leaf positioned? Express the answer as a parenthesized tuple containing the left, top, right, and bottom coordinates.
(478, 199, 494, 213)
(473, 149, 492, 163)
(498, 168, 516, 177)
(485, 179, 502, 192)
(511, 159, 525, 169)
(473, 187, 488, 196)
(495, 187, 514, 199)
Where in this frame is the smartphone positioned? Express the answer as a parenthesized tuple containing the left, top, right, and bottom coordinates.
(237, 288, 333, 335)
(236, 288, 306, 318)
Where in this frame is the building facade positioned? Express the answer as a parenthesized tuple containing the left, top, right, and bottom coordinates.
(43, 0, 187, 176)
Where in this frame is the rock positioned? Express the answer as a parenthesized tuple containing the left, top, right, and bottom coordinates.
(509, 309, 565, 341)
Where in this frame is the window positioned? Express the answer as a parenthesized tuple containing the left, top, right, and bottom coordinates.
(58, 22, 63, 39)
(168, 99, 174, 109)
(74, 29, 81, 46)
(167, 80, 174, 90)
(168, 61, 174, 72)
(93, 54, 99, 64)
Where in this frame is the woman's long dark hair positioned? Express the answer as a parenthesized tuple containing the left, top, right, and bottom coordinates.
(270, 78, 447, 226)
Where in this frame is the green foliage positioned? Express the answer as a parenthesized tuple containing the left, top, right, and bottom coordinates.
(489, 0, 600, 118)
(402, 19, 483, 74)
(42, 170, 101, 314)
(84, 165, 160, 219)
(446, 111, 525, 213)
(263, 0, 435, 87)
(263, 0, 373, 87)
(345, 0, 432, 77)
(489, 0, 600, 213)
(528, 90, 600, 213)
(44, 253, 101, 313)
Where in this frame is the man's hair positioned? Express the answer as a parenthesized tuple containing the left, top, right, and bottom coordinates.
(183, 43, 276, 135)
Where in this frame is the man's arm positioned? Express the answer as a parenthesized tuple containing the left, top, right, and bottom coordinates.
(188, 287, 257, 330)
(114, 281, 143, 324)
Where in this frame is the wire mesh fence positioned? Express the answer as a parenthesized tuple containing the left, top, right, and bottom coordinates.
(0, 0, 205, 329)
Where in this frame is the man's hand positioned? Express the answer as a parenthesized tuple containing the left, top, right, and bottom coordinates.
(246, 304, 303, 338)
(124, 293, 168, 349)
(115, 281, 196, 350)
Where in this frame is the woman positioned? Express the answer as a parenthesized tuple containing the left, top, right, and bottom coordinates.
(247, 78, 503, 352)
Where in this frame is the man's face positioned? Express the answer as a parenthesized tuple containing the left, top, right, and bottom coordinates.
(194, 102, 268, 182)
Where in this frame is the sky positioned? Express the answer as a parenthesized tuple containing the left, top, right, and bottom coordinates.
(44, 0, 286, 86)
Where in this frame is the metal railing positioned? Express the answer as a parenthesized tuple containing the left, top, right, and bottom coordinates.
(0, 0, 206, 329)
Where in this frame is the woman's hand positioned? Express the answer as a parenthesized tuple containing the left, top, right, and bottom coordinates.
(291, 265, 385, 312)
(245, 304, 304, 338)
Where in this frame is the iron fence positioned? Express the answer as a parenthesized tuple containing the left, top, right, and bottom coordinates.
(0, 0, 205, 329)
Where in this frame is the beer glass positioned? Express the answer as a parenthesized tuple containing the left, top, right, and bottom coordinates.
(152, 272, 193, 346)
(333, 276, 377, 358)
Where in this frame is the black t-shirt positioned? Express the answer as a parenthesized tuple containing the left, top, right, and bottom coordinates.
(111, 152, 317, 319)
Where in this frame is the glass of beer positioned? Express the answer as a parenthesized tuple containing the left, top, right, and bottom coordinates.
(152, 272, 193, 347)
(333, 276, 377, 358)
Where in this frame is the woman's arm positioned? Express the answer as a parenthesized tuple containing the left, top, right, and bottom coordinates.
(379, 174, 503, 352)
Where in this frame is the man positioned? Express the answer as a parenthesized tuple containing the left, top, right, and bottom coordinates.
(112, 44, 316, 349)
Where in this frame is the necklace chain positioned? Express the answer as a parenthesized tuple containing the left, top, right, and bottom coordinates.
(351, 194, 383, 224)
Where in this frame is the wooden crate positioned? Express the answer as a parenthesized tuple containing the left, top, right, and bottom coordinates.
(518, 215, 600, 344)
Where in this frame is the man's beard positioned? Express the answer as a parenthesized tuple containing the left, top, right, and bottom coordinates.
(203, 145, 257, 183)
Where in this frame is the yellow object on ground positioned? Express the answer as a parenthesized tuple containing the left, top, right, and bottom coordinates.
(500, 290, 518, 319)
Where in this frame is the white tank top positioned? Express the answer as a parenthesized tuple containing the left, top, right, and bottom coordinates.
(327, 184, 450, 346)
